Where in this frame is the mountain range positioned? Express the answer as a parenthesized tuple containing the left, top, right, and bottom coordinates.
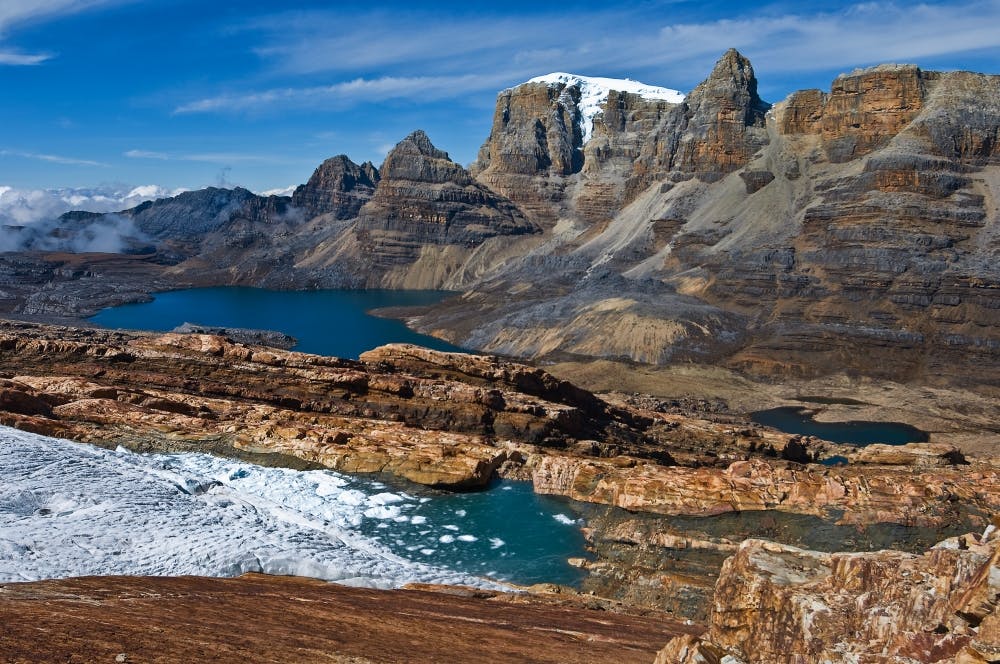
(16, 49, 1000, 391)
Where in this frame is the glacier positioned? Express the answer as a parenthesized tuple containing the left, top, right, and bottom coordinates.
(526, 72, 685, 144)
(0, 425, 505, 589)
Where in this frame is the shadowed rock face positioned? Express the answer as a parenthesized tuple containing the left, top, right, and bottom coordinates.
(291, 154, 380, 220)
(338, 131, 539, 281)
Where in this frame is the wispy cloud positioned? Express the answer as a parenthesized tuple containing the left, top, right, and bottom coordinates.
(0, 51, 51, 65)
(184, 1, 1000, 113)
(124, 149, 302, 164)
(1, 149, 107, 167)
(174, 73, 509, 114)
(0, 0, 125, 66)
(123, 149, 169, 160)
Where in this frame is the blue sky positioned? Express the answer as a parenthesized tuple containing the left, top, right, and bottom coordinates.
(1, 0, 999, 195)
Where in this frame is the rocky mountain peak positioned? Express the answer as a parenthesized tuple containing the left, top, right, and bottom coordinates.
(688, 48, 769, 126)
(291, 154, 379, 220)
(380, 130, 471, 185)
(392, 130, 451, 160)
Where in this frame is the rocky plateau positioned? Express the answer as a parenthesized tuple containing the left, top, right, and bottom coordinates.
(0, 322, 997, 661)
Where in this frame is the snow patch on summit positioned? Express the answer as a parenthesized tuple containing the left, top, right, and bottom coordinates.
(526, 73, 685, 144)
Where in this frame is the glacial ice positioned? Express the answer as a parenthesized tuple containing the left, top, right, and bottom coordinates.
(0, 426, 504, 589)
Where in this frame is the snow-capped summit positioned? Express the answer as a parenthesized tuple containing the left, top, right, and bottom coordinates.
(525, 73, 685, 144)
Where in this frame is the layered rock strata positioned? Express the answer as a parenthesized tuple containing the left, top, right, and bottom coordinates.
(418, 54, 1000, 389)
(296, 130, 540, 288)
(657, 529, 1000, 663)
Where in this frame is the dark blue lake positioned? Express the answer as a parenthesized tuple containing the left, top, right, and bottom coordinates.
(89, 287, 464, 359)
(750, 406, 928, 446)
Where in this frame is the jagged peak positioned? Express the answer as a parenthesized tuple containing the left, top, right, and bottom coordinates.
(381, 130, 470, 185)
(305, 154, 379, 186)
(690, 49, 770, 119)
(700, 49, 758, 90)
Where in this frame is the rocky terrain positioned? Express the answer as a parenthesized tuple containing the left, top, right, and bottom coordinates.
(0, 321, 996, 653)
(2, 48, 999, 662)
(657, 528, 1000, 663)
(0, 574, 697, 663)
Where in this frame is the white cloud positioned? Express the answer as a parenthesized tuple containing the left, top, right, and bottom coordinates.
(174, 73, 512, 114)
(0, 51, 50, 65)
(0, 0, 127, 66)
(0, 184, 178, 225)
(257, 185, 296, 197)
(125, 148, 300, 164)
(0, 149, 107, 167)
(123, 149, 169, 160)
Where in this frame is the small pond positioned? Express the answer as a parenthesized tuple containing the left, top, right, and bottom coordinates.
(750, 406, 928, 446)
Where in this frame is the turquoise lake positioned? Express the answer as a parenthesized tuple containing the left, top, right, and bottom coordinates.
(358, 479, 590, 586)
(89, 287, 465, 359)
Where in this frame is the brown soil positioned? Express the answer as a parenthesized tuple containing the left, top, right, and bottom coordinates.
(0, 574, 698, 664)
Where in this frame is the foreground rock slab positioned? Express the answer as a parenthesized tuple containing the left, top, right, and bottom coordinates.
(0, 574, 698, 664)
(657, 529, 1000, 663)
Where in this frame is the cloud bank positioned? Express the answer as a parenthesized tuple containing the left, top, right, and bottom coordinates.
(0, 184, 180, 253)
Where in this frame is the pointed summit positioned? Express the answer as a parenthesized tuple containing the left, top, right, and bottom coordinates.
(391, 130, 452, 161)
(380, 130, 471, 185)
(663, 49, 772, 177)
(690, 49, 770, 125)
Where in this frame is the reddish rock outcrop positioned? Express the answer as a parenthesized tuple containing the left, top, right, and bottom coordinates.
(658, 529, 1000, 663)
(776, 64, 929, 161)
(530, 455, 997, 528)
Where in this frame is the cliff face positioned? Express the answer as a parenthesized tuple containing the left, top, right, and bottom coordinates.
(472, 49, 769, 226)
(412, 53, 1000, 389)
